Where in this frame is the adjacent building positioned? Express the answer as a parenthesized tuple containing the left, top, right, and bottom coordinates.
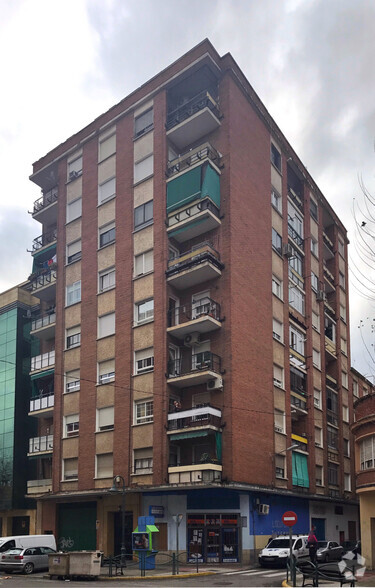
(25, 39, 358, 562)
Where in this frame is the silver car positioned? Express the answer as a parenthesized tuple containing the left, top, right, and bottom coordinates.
(0, 546, 56, 574)
(316, 541, 344, 562)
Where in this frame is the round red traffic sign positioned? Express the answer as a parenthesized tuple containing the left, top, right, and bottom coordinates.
(282, 511, 298, 527)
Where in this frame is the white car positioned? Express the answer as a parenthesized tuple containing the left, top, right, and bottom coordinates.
(259, 535, 309, 567)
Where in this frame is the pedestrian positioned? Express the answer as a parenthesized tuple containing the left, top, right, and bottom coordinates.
(307, 528, 318, 563)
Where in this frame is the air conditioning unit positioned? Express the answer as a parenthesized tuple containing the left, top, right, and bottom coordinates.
(207, 377, 223, 391)
(258, 504, 270, 515)
(184, 332, 201, 347)
(316, 290, 327, 302)
(283, 243, 293, 258)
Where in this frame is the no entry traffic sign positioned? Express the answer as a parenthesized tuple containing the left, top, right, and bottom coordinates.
(282, 511, 298, 527)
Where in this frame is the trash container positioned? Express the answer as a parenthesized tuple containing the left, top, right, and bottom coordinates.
(48, 552, 70, 577)
(68, 551, 102, 577)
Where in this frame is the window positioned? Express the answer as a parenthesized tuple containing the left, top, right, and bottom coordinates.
(339, 271, 346, 289)
(97, 406, 114, 432)
(271, 188, 282, 213)
(98, 359, 115, 384)
(344, 473, 351, 492)
(275, 455, 285, 479)
(289, 324, 305, 356)
(273, 364, 284, 388)
(99, 133, 115, 162)
(65, 370, 80, 393)
(311, 272, 319, 293)
(338, 238, 345, 257)
(314, 388, 322, 409)
(274, 409, 285, 434)
(363, 386, 369, 396)
(134, 250, 153, 277)
(272, 275, 282, 299)
(135, 299, 154, 324)
(310, 198, 318, 220)
(99, 267, 115, 292)
(135, 400, 153, 425)
(98, 177, 116, 205)
(272, 228, 282, 254)
(341, 337, 347, 355)
(68, 156, 82, 180)
(134, 108, 153, 138)
(99, 222, 115, 247)
(312, 348, 320, 369)
(289, 248, 303, 277)
(312, 311, 320, 331)
(324, 316, 336, 343)
(328, 463, 338, 486)
(311, 237, 318, 257)
(342, 371, 348, 389)
(273, 318, 283, 342)
(66, 197, 82, 223)
(96, 453, 113, 479)
(98, 313, 115, 338)
(343, 438, 350, 457)
(67, 240, 81, 264)
(360, 436, 375, 470)
(271, 143, 281, 172)
(316, 465, 323, 486)
(340, 304, 346, 322)
(315, 427, 323, 447)
(133, 448, 153, 474)
(63, 457, 78, 481)
(327, 425, 338, 450)
(135, 348, 154, 375)
(66, 281, 81, 306)
(353, 380, 359, 398)
(288, 201, 303, 241)
(343, 405, 349, 422)
(134, 201, 153, 229)
(289, 284, 305, 315)
(134, 154, 153, 183)
(64, 414, 79, 437)
(66, 325, 81, 349)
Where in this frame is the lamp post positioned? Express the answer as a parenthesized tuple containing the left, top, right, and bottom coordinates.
(109, 475, 127, 568)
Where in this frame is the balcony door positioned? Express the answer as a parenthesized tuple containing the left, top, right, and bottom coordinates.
(192, 340, 210, 370)
(192, 291, 210, 319)
(168, 296, 179, 327)
(168, 344, 180, 376)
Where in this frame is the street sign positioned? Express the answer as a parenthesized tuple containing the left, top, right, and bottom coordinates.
(282, 511, 298, 527)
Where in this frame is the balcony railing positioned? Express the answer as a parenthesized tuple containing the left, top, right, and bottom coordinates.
(168, 465, 222, 484)
(168, 297, 221, 327)
(167, 197, 220, 230)
(32, 228, 57, 252)
(30, 269, 57, 293)
(167, 143, 221, 178)
(168, 404, 222, 431)
(31, 312, 56, 332)
(323, 231, 334, 252)
(288, 187, 303, 212)
(166, 91, 220, 131)
(30, 350, 55, 372)
(167, 242, 223, 276)
(168, 352, 221, 379)
(28, 435, 53, 454)
(32, 187, 58, 215)
(29, 393, 54, 413)
(291, 394, 307, 412)
(27, 479, 52, 494)
(288, 224, 304, 248)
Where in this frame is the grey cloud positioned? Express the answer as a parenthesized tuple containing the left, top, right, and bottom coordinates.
(0, 212, 34, 292)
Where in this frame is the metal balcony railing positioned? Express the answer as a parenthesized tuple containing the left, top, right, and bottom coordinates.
(30, 270, 57, 292)
(33, 187, 58, 215)
(167, 241, 222, 277)
(31, 312, 56, 332)
(168, 352, 221, 378)
(288, 187, 303, 212)
(30, 350, 55, 372)
(168, 297, 221, 327)
(167, 143, 220, 178)
(166, 91, 220, 131)
(32, 228, 57, 252)
(28, 435, 53, 454)
(167, 197, 220, 229)
(168, 455, 221, 467)
(29, 393, 54, 413)
(288, 224, 304, 248)
(168, 404, 222, 430)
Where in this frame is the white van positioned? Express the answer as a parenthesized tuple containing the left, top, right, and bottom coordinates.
(259, 535, 309, 567)
(0, 535, 56, 553)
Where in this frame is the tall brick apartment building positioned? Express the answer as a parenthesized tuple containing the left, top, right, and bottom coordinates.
(25, 39, 358, 562)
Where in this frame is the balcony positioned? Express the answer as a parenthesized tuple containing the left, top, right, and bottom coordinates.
(291, 393, 307, 417)
(168, 463, 222, 484)
(32, 228, 57, 255)
(291, 433, 308, 452)
(29, 269, 57, 301)
(31, 311, 56, 340)
(167, 405, 222, 433)
(27, 479, 52, 495)
(167, 143, 221, 178)
(323, 263, 335, 293)
(288, 187, 303, 212)
(28, 435, 53, 456)
(323, 231, 334, 259)
(167, 297, 221, 339)
(29, 392, 54, 417)
(167, 352, 222, 388)
(30, 350, 55, 374)
(288, 224, 304, 249)
(166, 91, 221, 151)
(166, 243, 223, 290)
(325, 335, 336, 358)
(31, 187, 58, 225)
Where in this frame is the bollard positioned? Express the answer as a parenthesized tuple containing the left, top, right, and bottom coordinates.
(172, 552, 176, 576)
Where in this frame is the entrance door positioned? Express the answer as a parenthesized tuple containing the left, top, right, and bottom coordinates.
(206, 528, 220, 563)
(348, 521, 357, 541)
(192, 340, 210, 370)
(168, 296, 179, 327)
(12, 516, 29, 536)
(114, 512, 133, 558)
(311, 517, 325, 540)
(222, 527, 239, 563)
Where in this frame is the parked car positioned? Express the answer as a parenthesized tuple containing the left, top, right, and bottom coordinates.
(0, 534, 56, 553)
(342, 540, 361, 558)
(0, 546, 56, 574)
(316, 540, 344, 562)
(259, 535, 309, 567)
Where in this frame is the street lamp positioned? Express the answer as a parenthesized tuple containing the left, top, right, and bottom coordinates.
(109, 475, 127, 568)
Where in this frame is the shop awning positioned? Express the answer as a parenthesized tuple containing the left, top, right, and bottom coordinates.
(170, 430, 209, 441)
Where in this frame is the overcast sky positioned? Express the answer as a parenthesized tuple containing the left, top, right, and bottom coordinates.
(1, 0, 374, 377)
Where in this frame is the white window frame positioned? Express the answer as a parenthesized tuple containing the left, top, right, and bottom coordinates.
(342, 371, 348, 389)
(135, 299, 154, 325)
(311, 272, 319, 293)
(133, 448, 153, 474)
(99, 132, 116, 162)
(66, 197, 82, 223)
(274, 409, 285, 434)
(343, 404, 349, 422)
(64, 414, 79, 438)
(66, 325, 81, 350)
(339, 271, 346, 289)
(272, 275, 283, 300)
(66, 281, 81, 306)
(314, 388, 322, 409)
(134, 108, 153, 138)
(98, 359, 115, 385)
(134, 400, 154, 425)
(275, 454, 285, 479)
(340, 304, 346, 321)
(312, 311, 320, 332)
(134, 154, 153, 184)
(66, 239, 81, 264)
(96, 406, 114, 432)
(99, 221, 115, 248)
(311, 237, 318, 257)
(315, 426, 323, 447)
(271, 188, 282, 213)
(360, 436, 375, 470)
(134, 348, 154, 375)
(98, 177, 116, 205)
(134, 250, 154, 277)
(338, 238, 345, 257)
(98, 267, 116, 293)
(273, 364, 284, 389)
(65, 370, 80, 394)
(68, 156, 82, 180)
(98, 313, 115, 338)
(353, 380, 359, 397)
(316, 465, 323, 486)
(344, 473, 351, 491)
(134, 200, 153, 229)
(96, 453, 113, 479)
(341, 337, 347, 355)
(312, 348, 321, 369)
(289, 324, 305, 356)
(289, 284, 305, 315)
(273, 318, 283, 343)
(63, 457, 78, 481)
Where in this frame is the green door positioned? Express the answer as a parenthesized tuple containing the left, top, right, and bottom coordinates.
(58, 502, 97, 551)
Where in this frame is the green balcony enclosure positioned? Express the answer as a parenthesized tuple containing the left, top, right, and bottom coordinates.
(167, 161, 220, 214)
(292, 451, 309, 488)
